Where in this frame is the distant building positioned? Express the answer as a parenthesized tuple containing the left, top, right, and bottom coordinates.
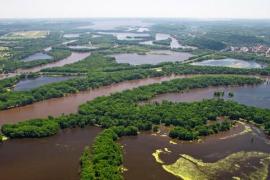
(240, 47, 249, 52)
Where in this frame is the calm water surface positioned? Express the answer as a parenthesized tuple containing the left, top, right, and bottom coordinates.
(98, 32, 150, 40)
(137, 27, 150, 32)
(149, 81, 270, 109)
(140, 33, 197, 50)
(78, 19, 152, 30)
(111, 50, 193, 65)
(14, 76, 75, 91)
(68, 45, 98, 50)
(191, 58, 264, 69)
(21, 52, 52, 62)
(63, 34, 80, 38)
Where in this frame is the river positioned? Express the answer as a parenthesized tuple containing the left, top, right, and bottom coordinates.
(0, 75, 190, 126)
(0, 75, 269, 180)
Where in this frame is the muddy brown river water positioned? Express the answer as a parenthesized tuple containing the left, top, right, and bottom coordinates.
(120, 123, 270, 180)
(0, 75, 188, 126)
(0, 126, 101, 180)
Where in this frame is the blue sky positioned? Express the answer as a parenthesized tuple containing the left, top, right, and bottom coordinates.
(0, 0, 270, 19)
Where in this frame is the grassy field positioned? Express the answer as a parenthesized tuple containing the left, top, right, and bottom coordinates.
(1, 31, 49, 39)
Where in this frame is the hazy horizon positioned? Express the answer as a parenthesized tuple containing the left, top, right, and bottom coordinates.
(1, 0, 270, 19)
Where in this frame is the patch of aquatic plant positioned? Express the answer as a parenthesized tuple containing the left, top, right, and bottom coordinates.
(160, 151, 270, 180)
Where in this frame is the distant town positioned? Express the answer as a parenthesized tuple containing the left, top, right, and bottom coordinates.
(228, 44, 270, 57)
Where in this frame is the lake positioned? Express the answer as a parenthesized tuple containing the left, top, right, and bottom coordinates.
(126, 27, 150, 32)
(78, 19, 152, 30)
(191, 58, 264, 69)
(14, 76, 75, 91)
(21, 52, 53, 62)
(140, 33, 197, 49)
(110, 50, 193, 65)
(98, 32, 150, 40)
(63, 34, 80, 38)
